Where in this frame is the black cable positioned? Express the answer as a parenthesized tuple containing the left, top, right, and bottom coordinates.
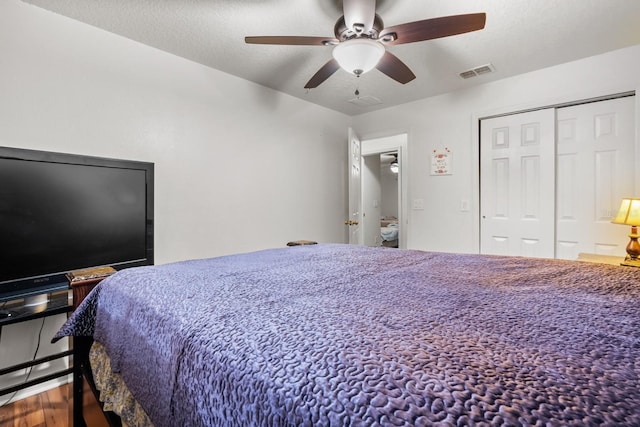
(0, 317, 46, 406)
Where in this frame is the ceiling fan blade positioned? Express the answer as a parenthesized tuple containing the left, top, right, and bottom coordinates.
(375, 51, 416, 84)
(379, 13, 486, 45)
(304, 59, 341, 89)
(245, 36, 338, 46)
(343, 0, 376, 33)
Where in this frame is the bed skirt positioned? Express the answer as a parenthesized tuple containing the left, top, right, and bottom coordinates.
(90, 341, 154, 427)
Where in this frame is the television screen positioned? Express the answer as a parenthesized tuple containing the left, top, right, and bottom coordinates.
(0, 147, 154, 301)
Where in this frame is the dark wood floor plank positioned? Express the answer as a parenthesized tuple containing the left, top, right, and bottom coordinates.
(40, 383, 68, 427)
(0, 406, 15, 426)
(0, 383, 70, 427)
(0, 397, 15, 427)
(15, 392, 45, 427)
(0, 381, 117, 427)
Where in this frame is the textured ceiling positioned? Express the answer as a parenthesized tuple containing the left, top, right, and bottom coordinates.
(22, 0, 640, 116)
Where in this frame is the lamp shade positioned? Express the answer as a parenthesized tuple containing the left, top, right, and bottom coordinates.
(612, 198, 640, 226)
(332, 39, 385, 76)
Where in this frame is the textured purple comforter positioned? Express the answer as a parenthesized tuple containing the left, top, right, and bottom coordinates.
(55, 244, 640, 426)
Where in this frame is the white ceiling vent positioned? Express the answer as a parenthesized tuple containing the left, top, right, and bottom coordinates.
(348, 95, 383, 107)
(459, 63, 495, 79)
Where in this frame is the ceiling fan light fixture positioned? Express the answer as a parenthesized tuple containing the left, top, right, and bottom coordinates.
(332, 39, 385, 76)
(379, 32, 397, 43)
(390, 155, 399, 173)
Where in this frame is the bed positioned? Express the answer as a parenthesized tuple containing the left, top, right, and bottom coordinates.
(55, 243, 640, 426)
(380, 219, 399, 247)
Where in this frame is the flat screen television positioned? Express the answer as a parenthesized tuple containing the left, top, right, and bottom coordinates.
(0, 147, 154, 302)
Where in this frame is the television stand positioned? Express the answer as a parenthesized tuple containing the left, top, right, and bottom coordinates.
(0, 290, 73, 397)
(0, 290, 71, 326)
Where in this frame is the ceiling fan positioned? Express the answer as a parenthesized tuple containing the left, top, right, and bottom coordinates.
(245, 0, 486, 89)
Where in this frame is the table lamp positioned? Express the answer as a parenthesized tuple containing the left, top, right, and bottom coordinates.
(612, 198, 640, 267)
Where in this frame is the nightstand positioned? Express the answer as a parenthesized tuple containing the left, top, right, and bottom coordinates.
(576, 253, 623, 266)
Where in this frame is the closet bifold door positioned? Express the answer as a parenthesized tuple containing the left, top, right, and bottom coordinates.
(480, 108, 556, 258)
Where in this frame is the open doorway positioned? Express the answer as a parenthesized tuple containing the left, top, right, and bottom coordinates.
(360, 134, 407, 248)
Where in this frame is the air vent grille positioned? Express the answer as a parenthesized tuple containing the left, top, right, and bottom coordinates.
(348, 95, 383, 107)
(459, 70, 477, 79)
(459, 63, 495, 79)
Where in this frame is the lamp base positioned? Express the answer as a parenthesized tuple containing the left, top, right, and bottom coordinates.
(620, 256, 640, 268)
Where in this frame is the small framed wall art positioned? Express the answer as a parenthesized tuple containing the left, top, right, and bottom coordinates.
(431, 147, 452, 175)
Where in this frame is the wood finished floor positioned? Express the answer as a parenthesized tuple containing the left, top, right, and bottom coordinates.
(0, 382, 110, 427)
(0, 383, 69, 427)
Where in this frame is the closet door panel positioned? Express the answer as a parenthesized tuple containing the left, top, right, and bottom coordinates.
(556, 96, 635, 258)
(480, 109, 555, 257)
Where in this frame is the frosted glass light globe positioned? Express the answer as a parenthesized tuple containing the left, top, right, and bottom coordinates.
(332, 39, 385, 76)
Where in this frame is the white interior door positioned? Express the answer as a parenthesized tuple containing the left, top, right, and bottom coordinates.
(556, 96, 636, 259)
(480, 109, 556, 257)
(347, 127, 363, 245)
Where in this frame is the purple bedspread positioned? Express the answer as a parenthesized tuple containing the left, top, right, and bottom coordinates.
(55, 244, 640, 426)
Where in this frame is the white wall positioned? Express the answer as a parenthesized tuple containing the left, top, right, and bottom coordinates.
(0, 0, 350, 401)
(353, 44, 640, 254)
